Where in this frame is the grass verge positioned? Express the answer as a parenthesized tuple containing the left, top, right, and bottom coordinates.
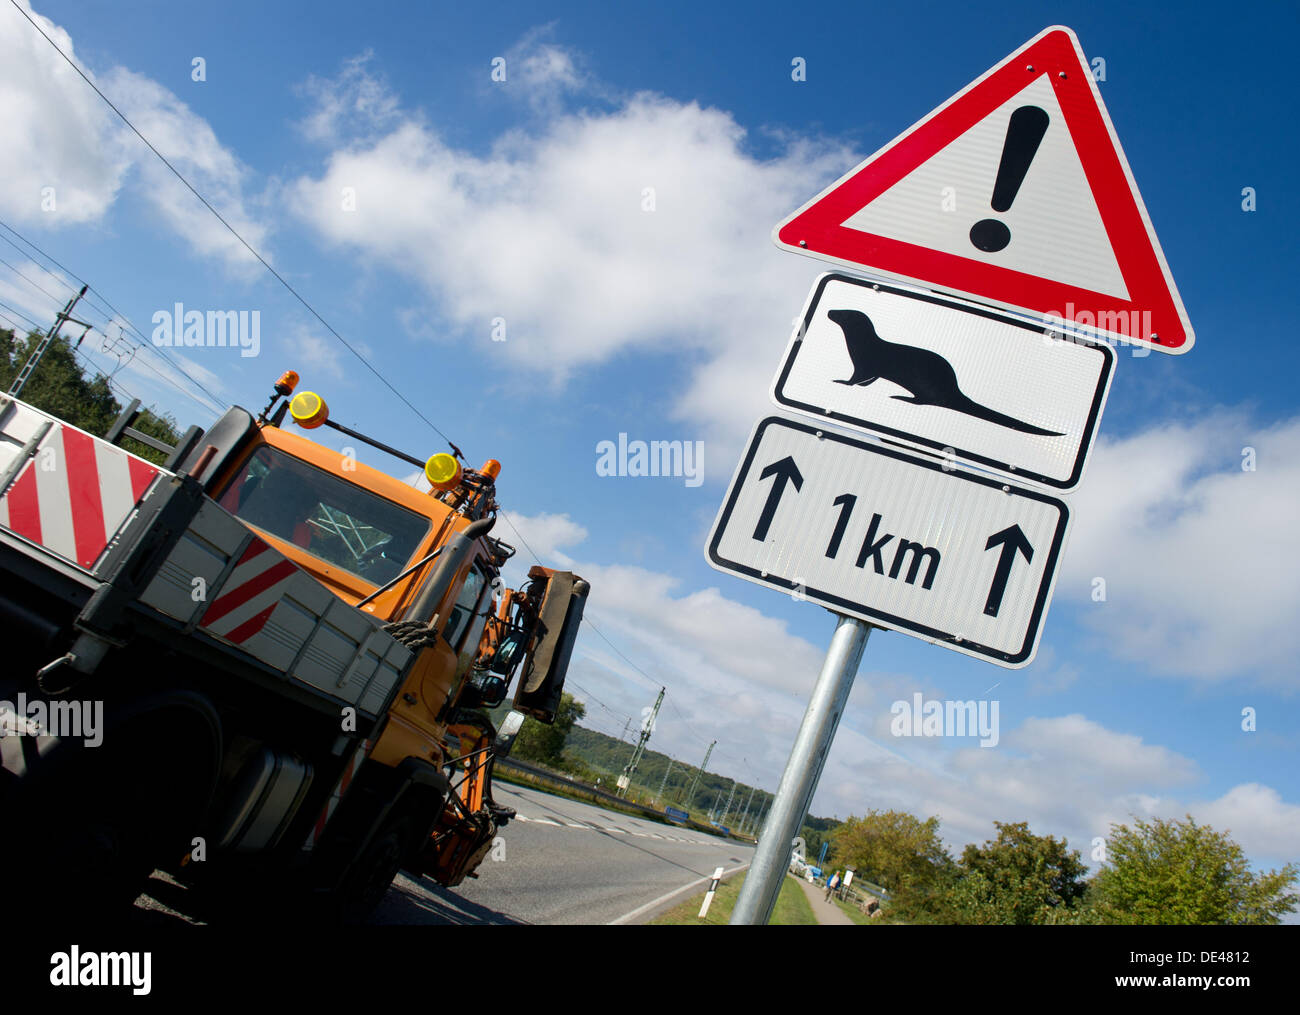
(649, 872, 818, 925)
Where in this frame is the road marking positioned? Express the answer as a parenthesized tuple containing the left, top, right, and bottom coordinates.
(607, 862, 751, 926)
(508, 812, 729, 846)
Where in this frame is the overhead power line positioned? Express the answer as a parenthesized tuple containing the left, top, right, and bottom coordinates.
(8, 0, 462, 458)
(8, 0, 728, 770)
(0, 219, 227, 415)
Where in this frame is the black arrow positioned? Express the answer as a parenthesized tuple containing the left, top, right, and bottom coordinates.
(983, 524, 1034, 617)
(752, 456, 804, 542)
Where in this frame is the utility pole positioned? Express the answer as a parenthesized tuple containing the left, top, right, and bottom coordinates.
(720, 778, 737, 824)
(618, 686, 664, 797)
(655, 758, 675, 803)
(8, 285, 93, 398)
(684, 740, 715, 811)
(736, 783, 757, 835)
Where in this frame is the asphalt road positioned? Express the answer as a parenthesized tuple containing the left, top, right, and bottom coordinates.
(122, 781, 751, 926)
(372, 782, 753, 925)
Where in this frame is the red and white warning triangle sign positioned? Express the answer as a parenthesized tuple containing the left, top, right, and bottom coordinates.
(774, 26, 1194, 353)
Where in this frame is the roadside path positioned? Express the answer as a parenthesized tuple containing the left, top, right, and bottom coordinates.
(795, 876, 854, 925)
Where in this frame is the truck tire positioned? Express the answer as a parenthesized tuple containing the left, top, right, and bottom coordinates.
(6, 703, 218, 922)
(335, 814, 414, 925)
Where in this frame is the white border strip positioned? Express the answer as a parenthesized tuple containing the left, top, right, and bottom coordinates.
(607, 862, 750, 926)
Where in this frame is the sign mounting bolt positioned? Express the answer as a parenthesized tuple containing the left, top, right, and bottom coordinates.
(798, 239, 807, 247)
(1057, 71, 1067, 79)
(1025, 64, 1034, 72)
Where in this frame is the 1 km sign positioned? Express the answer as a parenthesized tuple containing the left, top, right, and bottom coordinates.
(705, 416, 1070, 667)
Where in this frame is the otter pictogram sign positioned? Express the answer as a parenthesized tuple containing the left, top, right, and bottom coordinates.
(772, 274, 1115, 491)
(773, 26, 1194, 355)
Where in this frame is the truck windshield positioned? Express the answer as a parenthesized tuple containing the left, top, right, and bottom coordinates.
(218, 446, 430, 585)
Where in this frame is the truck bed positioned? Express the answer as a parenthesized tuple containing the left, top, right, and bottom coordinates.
(0, 395, 411, 723)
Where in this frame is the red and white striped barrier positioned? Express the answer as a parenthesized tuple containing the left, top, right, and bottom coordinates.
(304, 739, 372, 852)
(0, 419, 158, 569)
(199, 538, 299, 645)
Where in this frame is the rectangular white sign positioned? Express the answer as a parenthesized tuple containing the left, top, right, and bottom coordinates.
(706, 416, 1071, 667)
(772, 274, 1114, 491)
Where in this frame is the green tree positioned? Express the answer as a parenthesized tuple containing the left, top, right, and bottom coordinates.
(511, 692, 587, 769)
(1, 328, 181, 465)
(799, 815, 841, 865)
(948, 821, 1089, 924)
(830, 809, 954, 895)
(1087, 815, 1298, 925)
(2, 329, 120, 435)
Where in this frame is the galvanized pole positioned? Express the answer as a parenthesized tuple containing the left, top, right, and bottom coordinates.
(730, 615, 871, 925)
(8, 284, 91, 398)
(684, 740, 715, 810)
(721, 778, 737, 823)
(736, 782, 757, 836)
(655, 758, 675, 803)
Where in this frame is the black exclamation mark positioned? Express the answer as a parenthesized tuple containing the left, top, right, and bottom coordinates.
(969, 105, 1050, 253)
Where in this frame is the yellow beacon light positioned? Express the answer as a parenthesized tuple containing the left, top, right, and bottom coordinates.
(289, 390, 329, 429)
(425, 452, 462, 491)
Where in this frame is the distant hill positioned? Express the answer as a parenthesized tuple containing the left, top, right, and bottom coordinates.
(562, 723, 768, 827)
(488, 702, 836, 838)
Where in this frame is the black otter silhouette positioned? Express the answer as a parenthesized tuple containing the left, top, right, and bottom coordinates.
(827, 309, 1063, 437)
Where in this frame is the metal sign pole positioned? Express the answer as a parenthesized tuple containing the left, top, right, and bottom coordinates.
(730, 614, 871, 925)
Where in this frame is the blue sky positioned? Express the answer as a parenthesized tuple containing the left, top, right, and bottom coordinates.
(2, 0, 1297, 885)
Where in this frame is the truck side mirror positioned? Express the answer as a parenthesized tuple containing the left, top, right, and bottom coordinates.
(493, 710, 527, 758)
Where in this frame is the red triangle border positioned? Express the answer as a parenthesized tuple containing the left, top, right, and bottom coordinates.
(775, 27, 1193, 353)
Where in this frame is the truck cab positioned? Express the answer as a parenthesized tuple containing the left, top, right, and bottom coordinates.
(0, 373, 588, 920)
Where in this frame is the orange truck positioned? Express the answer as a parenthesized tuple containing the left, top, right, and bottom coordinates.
(0, 372, 588, 921)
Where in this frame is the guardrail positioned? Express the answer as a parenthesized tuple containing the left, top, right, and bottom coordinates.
(494, 757, 745, 840)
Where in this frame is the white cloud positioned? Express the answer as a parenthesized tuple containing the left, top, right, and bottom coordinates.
(1191, 783, 1300, 862)
(289, 45, 858, 461)
(0, 3, 267, 272)
(295, 50, 402, 145)
(500, 27, 594, 115)
(0, 1, 131, 226)
(279, 322, 348, 380)
(102, 67, 269, 273)
(497, 509, 588, 574)
(1059, 412, 1300, 683)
